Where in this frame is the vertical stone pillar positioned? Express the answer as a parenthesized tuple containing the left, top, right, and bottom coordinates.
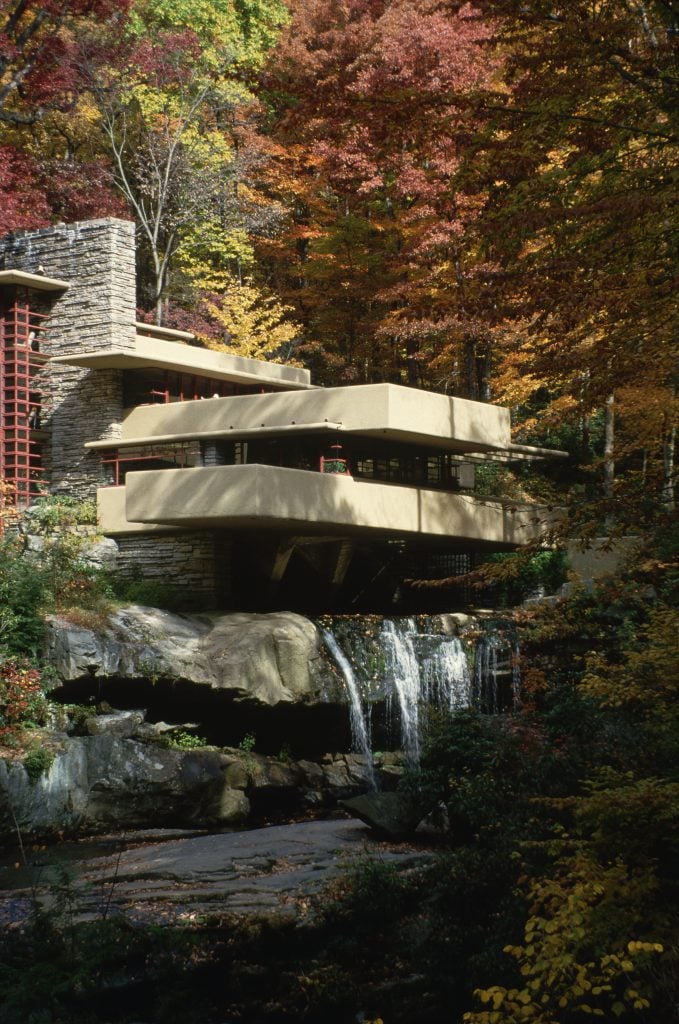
(202, 441, 227, 466)
(0, 219, 137, 498)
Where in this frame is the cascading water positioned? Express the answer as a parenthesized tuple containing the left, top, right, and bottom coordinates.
(421, 634, 472, 713)
(320, 616, 520, 770)
(380, 619, 422, 766)
(511, 643, 522, 710)
(473, 633, 518, 715)
(320, 628, 376, 788)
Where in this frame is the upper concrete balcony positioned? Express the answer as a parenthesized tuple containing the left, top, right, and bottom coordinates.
(98, 463, 550, 548)
(85, 381, 555, 459)
(52, 331, 312, 393)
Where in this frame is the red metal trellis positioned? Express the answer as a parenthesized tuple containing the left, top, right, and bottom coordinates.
(0, 301, 49, 507)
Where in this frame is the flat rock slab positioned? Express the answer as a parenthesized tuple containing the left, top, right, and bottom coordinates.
(1, 818, 428, 926)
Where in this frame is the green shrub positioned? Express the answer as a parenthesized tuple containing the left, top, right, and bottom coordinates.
(25, 495, 97, 533)
(36, 533, 113, 613)
(321, 856, 413, 937)
(474, 462, 520, 499)
(239, 731, 256, 753)
(160, 729, 207, 750)
(23, 746, 55, 783)
(413, 710, 555, 843)
(9, 500, 117, 620)
(111, 576, 183, 610)
(482, 548, 568, 604)
(0, 540, 46, 657)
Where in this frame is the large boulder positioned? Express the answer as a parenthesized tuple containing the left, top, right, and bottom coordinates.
(0, 735, 250, 837)
(0, 730, 382, 840)
(341, 791, 425, 839)
(44, 606, 330, 706)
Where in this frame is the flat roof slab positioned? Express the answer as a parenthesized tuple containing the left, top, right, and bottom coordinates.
(51, 335, 312, 391)
(92, 382, 515, 456)
(0, 269, 70, 292)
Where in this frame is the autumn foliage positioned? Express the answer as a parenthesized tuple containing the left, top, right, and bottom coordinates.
(0, 0, 132, 232)
(0, 659, 42, 742)
(1, 1, 675, 530)
(466, 0, 679, 527)
(256, 0, 500, 389)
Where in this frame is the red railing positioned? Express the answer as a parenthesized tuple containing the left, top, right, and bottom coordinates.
(99, 447, 190, 486)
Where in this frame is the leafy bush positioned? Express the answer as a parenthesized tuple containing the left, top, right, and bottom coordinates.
(0, 909, 199, 1024)
(474, 463, 522, 499)
(415, 710, 553, 843)
(238, 731, 256, 753)
(0, 540, 46, 658)
(111, 575, 184, 611)
(0, 660, 46, 744)
(36, 532, 114, 613)
(482, 548, 569, 604)
(161, 729, 207, 750)
(23, 746, 55, 782)
(24, 495, 97, 533)
(321, 856, 413, 937)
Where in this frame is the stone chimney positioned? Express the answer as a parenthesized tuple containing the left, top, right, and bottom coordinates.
(0, 218, 137, 498)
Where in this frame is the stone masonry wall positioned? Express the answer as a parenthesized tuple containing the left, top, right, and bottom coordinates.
(0, 219, 136, 499)
(115, 532, 230, 610)
(1, 219, 234, 607)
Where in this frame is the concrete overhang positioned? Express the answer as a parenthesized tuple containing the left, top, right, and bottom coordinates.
(50, 334, 312, 391)
(110, 463, 553, 546)
(0, 269, 70, 292)
(84, 382, 567, 460)
(135, 321, 195, 342)
(86, 420, 345, 449)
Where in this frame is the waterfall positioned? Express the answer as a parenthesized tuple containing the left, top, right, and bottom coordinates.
(421, 634, 471, 712)
(381, 619, 422, 766)
(512, 643, 522, 710)
(320, 628, 376, 788)
(474, 634, 499, 714)
(321, 616, 519, 769)
(472, 633, 518, 714)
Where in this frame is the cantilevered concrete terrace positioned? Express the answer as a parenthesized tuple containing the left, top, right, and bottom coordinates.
(86, 381, 554, 457)
(113, 464, 546, 548)
(52, 329, 313, 393)
(90, 383, 561, 544)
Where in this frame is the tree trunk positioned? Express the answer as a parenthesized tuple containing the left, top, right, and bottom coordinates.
(604, 393, 615, 521)
(663, 422, 676, 511)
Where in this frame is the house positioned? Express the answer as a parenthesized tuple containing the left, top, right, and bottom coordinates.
(0, 218, 562, 610)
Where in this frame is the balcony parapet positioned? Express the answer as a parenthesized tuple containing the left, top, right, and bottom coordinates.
(103, 463, 554, 547)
